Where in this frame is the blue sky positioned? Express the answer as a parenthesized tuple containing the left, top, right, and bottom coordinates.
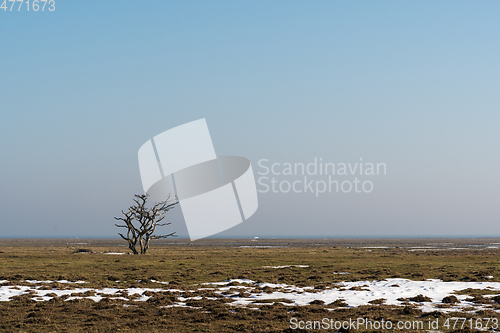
(1, 1, 499, 238)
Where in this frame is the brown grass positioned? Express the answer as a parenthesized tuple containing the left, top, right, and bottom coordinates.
(1, 238, 500, 332)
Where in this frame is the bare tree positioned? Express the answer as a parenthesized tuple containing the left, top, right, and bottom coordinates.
(115, 194, 178, 254)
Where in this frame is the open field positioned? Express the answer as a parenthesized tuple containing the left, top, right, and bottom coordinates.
(2, 238, 500, 332)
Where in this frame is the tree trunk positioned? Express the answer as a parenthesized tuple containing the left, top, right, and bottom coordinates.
(143, 238, 150, 254)
(139, 238, 145, 254)
(128, 240, 138, 254)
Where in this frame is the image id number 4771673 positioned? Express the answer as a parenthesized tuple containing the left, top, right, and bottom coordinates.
(1, 0, 55, 11)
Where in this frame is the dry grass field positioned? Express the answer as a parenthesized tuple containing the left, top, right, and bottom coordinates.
(1, 238, 500, 332)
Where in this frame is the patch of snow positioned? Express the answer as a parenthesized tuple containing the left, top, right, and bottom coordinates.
(24, 280, 87, 284)
(37, 288, 89, 298)
(4, 278, 500, 314)
(0, 285, 174, 302)
(0, 286, 31, 301)
(225, 278, 500, 313)
(262, 265, 309, 269)
(150, 279, 169, 284)
(202, 279, 255, 286)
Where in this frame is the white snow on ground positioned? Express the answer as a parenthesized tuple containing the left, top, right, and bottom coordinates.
(150, 279, 169, 284)
(0, 285, 166, 302)
(300, 279, 497, 310)
(3, 278, 500, 313)
(262, 265, 309, 269)
(202, 279, 255, 286)
(205, 278, 500, 313)
(335, 279, 500, 307)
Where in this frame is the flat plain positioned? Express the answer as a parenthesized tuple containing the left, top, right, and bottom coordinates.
(2, 238, 500, 332)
